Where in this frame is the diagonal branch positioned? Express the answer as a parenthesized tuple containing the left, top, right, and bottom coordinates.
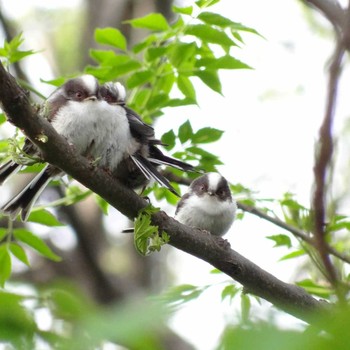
(0, 62, 330, 325)
(238, 202, 350, 264)
(164, 171, 350, 264)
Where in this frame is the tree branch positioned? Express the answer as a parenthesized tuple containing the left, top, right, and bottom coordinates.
(0, 63, 329, 325)
(238, 202, 350, 264)
(162, 171, 350, 264)
(303, 0, 346, 33)
(310, 0, 350, 298)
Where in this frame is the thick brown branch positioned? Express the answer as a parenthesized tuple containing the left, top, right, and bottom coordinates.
(152, 211, 328, 324)
(0, 63, 329, 325)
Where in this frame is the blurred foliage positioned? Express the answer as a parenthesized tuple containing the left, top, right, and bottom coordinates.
(0, 283, 169, 350)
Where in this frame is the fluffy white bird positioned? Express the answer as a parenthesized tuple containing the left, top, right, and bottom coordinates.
(175, 173, 237, 236)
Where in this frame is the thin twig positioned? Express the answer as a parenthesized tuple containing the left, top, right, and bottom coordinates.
(237, 202, 350, 264)
(312, 29, 344, 289)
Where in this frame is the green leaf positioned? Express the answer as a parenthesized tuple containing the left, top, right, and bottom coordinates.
(198, 12, 235, 27)
(221, 284, 239, 303)
(192, 127, 223, 144)
(327, 220, 350, 233)
(240, 293, 251, 323)
(95, 195, 109, 215)
(0, 33, 36, 65)
(0, 114, 6, 125)
(40, 76, 66, 87)
(197, 12, 261, 37)
(168, 42, 196, 68)
(145, 47, 167, 61)
(90, 49, 119, 64)
(195, 0, 220, 8)
(172, 5, 193, 15)
(146, 93, 170, 111)
(126, 13, 169, 31)
(177, 75, 196, 100)
(165, 97, 196, 107)
(178, 120, 193, 144)
(134, 206, 168, 256)
(195, 69, 222, 94)
(279, 249, 306, 261)
(0, 291, 36, 345)
(230, 22, 262, 36)
(186, 146, 222, 163)
(95, 27, 127, 50)
(27, 209, 63, 227)
(185, 24, 235, 47)
(160, 284, 204, 306)
(86, 58, 142, 81)
(196, 55, 252, 70)
(161, 129, 176, 150)
(132, 34, 157, 54)
(9, 243, 30, 267)
(296, 279, 332, 298)
(0, 228, 8, 241)
(13, 229, 61, 262)
(126, 70, 153, 89)
(266, 234, 292, 248)
(0, 245, 11, 287)
(154, 63, 175, 94)
(130, 89, 152, 109)
(56, 186, 92, 207)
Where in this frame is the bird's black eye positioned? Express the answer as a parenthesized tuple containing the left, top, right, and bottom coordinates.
(75, 91, 83, 99)
(217, 189, 225, 197)
(199, 185, 205, 191)
(105, 93, 113, 103)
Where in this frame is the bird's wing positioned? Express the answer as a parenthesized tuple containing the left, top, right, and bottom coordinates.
(124, 106, 155, 140)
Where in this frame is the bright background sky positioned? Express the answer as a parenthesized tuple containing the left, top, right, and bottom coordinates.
(0, 0, 346, 349)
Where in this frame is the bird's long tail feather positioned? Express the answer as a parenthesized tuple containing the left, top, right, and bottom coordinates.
(0, 161, 22, 185)
(1, 165, 53, 221)
(130, 154, 180, 197)
(148, 145, 199, 172)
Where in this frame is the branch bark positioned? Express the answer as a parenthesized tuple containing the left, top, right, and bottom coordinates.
(0, 63, 329, 325)
(307, 0, 350, 298)
(303, 0, 346, 34)
(238, 202, 350, 264)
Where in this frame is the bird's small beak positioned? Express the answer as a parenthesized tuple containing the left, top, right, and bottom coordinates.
(84, 95, 97, 101)
(110, 101, 125, 106)
(207, 191, 215, 196)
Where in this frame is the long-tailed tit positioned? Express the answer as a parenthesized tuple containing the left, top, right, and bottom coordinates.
(175, 173, 236, 236)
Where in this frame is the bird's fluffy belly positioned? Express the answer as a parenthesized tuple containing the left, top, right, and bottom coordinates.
(52, 101, 131, 168)
(176, 195, 236, 236)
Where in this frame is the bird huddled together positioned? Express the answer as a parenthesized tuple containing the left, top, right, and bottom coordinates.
(0, 74, 237, 237)
(0, 75, 196, 221)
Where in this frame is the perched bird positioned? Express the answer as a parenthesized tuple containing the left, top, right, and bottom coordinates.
(1, 75, 126, 221)
(99, 81, 197, 195)
(175, 173, 236, 236)
(1, 77, 197, 221)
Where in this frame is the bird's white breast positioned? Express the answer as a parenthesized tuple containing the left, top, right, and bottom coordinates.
(175, 193, 237, 236)
(52, 100, 131, 169)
